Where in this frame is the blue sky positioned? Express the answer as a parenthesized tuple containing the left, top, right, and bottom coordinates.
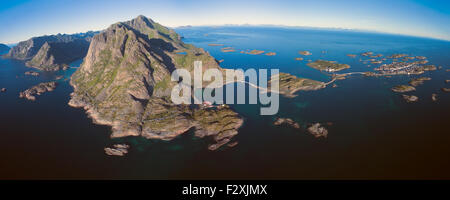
(0, 0, 449, 43)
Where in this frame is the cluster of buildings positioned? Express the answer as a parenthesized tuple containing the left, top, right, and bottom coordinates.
(374, 61, 427, 75)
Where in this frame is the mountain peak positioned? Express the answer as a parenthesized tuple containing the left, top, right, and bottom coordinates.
(69, 16, 242, 149)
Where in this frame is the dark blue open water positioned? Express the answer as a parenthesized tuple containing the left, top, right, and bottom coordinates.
(1, 26, 449, 179)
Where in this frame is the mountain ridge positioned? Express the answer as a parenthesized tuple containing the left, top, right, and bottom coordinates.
(4, 31, 99, 71)
(69, 15, 243, 150)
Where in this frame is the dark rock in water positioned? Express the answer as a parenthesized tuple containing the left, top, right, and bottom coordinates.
(24, 71, 40, 76)
(332, 83, 338, 88)
(19, 82, 57, 101)
(432, 93, 438, 102)
(4, 31, 98, 71)
(446, 80, 450, 84)
(69, 15, 243, 150)
(0, 88, 6, 92)
(442, 88, 450, 93)
(273, 117, 300, 129)
(0, 43, 10, 52)
(402, 94, 418, 102)
(307, 123, 328, 138)
(104, 144, 130, 156)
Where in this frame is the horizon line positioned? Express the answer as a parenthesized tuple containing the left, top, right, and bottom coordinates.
(3, 23, 449, 45)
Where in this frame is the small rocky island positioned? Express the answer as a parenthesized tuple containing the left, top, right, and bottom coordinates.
(273, 117, 300, 129)
(432, 93, 438, 101)
(402, 95, 419, 103)
(307, 60, 350, 72)
(24, 71, 40, 76)
(270, 72, 326, 98)
(409, 77, 431, 86)
(307, 123, 328, 138)
(104, 144, 130, 156)
(19, 82, 57, 101)
(242, 50, 265, 55)
(299, 51, 312, 56)
(391, 85, 416, 93)
(221, 47, 235, 52)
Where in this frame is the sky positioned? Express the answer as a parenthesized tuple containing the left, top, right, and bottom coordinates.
(0, 0, 449, 43)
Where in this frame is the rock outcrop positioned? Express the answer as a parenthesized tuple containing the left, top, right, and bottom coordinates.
(307, 123, 328, 138)
(19, 82, 57, 101)
(24, 71, 40, 76)
(409, 77, 431, 87)
(69, 15, 243, 150)
(4, 32, 98, 71)
(391, 85, 416, 93)
(432, 93, 438, 101)
(402, 94, 418, 103)
(299, 51, 312, 56)
(273, 117, 300, 129)
(104, 144, 130, 156)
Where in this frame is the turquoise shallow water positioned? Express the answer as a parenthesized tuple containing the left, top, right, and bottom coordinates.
(1, 26, 450, 179)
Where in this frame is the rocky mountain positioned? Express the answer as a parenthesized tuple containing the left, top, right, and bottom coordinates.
(0, 43, 10, 53)
(5, 31, 98, 71)
(69, 15, 242, 150)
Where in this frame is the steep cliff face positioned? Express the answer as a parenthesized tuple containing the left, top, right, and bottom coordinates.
(26, 39, 91, 71)
(69, 16, 242, 149)
(5, 32, 97, 70)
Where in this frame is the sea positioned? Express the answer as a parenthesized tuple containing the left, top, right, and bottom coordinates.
(0, 26, 449, 179)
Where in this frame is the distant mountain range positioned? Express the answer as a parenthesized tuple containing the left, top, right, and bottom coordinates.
(4, 31, 99, 71)
(0, 43, 10, 52)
